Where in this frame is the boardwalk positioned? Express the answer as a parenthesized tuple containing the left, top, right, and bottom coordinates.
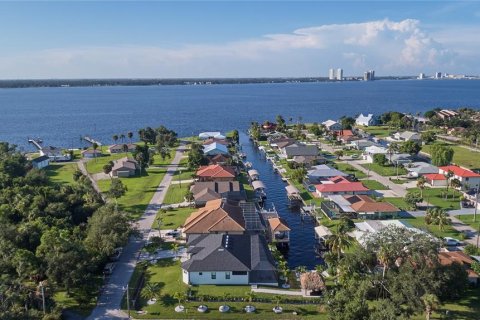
(86, 143, 187, 320)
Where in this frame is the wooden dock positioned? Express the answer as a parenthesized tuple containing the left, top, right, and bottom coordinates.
(83, 136, 102, 146)
(28, 138, 43, 153)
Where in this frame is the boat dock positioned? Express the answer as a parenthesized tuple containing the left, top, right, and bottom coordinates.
(83, 136, 102, 146)
(28, 138, 44, 154)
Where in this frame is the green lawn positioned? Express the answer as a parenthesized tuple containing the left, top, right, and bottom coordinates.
(333, 162, 366, 179)
(128, 259, 324, 319)
(360, 179, 388, 190)
(390, 178, 409, 184)
(54, 276, 103, 317)
(422, 142, 480, 170)
(357, 125, 395, 138)
(238, 172, 255, 200)
(400, 216, 461, 239)
(157, 207, 196, 229)
(382, 197, 410, 211)
(456, 214, 480, 230)
(162, 183, 190, 205)
(172, 169, 195, 180)
(361, 163, 407, 177)
(408, 187, 461, 210)
(46, 163, 77, 185)
(152, 148, 177, 166)
(97, 168, 166, 219)
(85, 152, 132, 174)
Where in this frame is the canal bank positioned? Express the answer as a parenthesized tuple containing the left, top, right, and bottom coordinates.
(240, 133, 322, 269)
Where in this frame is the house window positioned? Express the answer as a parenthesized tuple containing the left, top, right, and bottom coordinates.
(232, 271, 247, 275)
(225, 272, 231, 279)
(211, 272, 216, 279)
(199, 272, 203, 276)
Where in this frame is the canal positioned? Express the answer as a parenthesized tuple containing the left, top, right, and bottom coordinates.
(240, 133, 323, 269)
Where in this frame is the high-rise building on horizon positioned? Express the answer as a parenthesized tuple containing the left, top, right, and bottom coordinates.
(364, 70, 375, 81)
(329, 68, 335, 80)
(435, 72, 442, 79)
(336, 68, 343, 81)
(418, 73, 425, 79)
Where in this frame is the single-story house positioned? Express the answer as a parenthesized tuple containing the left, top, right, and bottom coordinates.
(208, 154, 231, 165)
(405, 162, 439, 178)
(392, 131, 421, 142)
(182, 199, 245, 236)
(271, 138, 298, 149)
(322, 120, 342, 131)
(438, 165, 480, 190)
(355, 113, 378, 127)
(292, 155, 327, 168)
(315, 176, 371, 197)
(281, 144, 319, 159)
(31, 155, 50, 169)
(438, 251, 479, 285)
(390, 153, 413, 165)
(267, 217, 290, 244)
(202, 138, 229, 146)
(108, 143, 137, 154)
(424, 173, 448, 187)
(203, 142, 229, 156)
(190, 181, 243, 207)
(363, 145, 388, 163)
(41, 146, 71, 161)
(181, 233, 278, 286)
(306, 165, 348, 184)
(350, 220, 418, 246)
(111, 157, 139, 177)
(81, 149, 103, 159)
(349, 139, 377, 150)
(322, 195, 399, 220)
(196, 165, 236, 182)
(199, 132, 226, 140)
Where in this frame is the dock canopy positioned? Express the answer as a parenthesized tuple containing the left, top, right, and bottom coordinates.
(285, 185, 300, 195)
(248, 169, 260, 179)
(252, 180, 266, 190)
(198, 132, 225, 140)
(315, 225, 333, 239)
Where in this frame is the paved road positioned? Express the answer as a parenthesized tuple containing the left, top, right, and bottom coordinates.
(86, 143, 187, 320)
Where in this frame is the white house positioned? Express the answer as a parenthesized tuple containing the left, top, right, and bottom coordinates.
(355, 113, 378, 127)
(363, 145, 388, 163)
(392, 131, 421, 142)
(438, 165, 480, 190)
(203, 142, 229, 156)
(322, 120, 342, 131)
(31, 155, 50, 169)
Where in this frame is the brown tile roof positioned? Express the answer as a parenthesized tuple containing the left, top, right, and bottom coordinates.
(191, 181, 241, 201)
(345, 195, 399, 212)
(208, 154, 230, 164)
(196, 165, 236, 179)
(108, 143, 137, 151)
(438, 251, 474, 266)
(183, 199, 245, 234)
(268, 218, 290, 232)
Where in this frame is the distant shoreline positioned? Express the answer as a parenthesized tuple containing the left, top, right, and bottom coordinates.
(0, 76, 455, 89)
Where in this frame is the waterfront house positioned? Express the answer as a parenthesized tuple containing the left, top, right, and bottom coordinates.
(350, 220, 418, 245)
(391, 131, 421, 142)
(306, 165, 348, 184)
(199, 132, 226, 140)
(405, 162, 439, 178)
(196, 165, 236, 182)
(203, 142, 229, 156)
(267, 217, 290, 244)
(108, 143, 137, 154)
(182, 199, 246, 236)
(355, 113, 378, 127)
(31, 155, 50, 169)
(181, 233, 278, 286)
(438, 165, 480, 190)
(281, 144, 319, 159)
(322, 120, 342, 131)
(436, 109, 459, 120)
(208, 154, 231, 165)
(270, 137, 297, 149)
(438, 251, 479, 285)
(41, 146, 71, 161)
(190, 181, 243, 207)
(292, 155, 327, 168)
(81, 149, 102, 159)
(202, 138, 229, 146)
(424, 173, 448, 187)
(363, 145, 388, 163)
(110, 157, 139, 177)
(314, 176, 371, 197)
(321, 195, 399, 220)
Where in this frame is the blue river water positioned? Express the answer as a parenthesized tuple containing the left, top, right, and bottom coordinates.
(240, 133, 322, 269)
(1, 79, 480, 151)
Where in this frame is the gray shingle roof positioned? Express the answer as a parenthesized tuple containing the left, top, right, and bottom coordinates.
(283, 144, 319, 157)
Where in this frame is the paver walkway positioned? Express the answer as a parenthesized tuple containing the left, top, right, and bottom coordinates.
(86, 143, 187, 320)
(251, 288, 316, 297)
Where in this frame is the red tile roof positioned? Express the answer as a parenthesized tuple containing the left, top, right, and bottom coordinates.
(439, 165, 480, 178)
(424, 173, 447, 181)
(345, 195, 399, 212)
(196, 165, 236, 178)
(315, 181, 369, 193)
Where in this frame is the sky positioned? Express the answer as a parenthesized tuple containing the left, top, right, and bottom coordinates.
(0, 1, 479, 79)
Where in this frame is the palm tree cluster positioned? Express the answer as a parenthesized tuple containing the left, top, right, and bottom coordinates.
(425, 207, 451, 231)
(112, 132, 134, 144)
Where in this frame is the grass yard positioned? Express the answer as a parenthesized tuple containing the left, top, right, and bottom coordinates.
(456, 214, 480, 230)
(422, 142, 480, 170)
(152, 148, 177, 166)
(97, 168, 166, 219)
(390, 178, 409, 184)
(333, 162, 366, 178)
(382, 197, 411, 210)
(360, 179, 388, 190)
(46, 163, 77, 185)
(162, 183, 190, 205)
(157, 207, 196, 229)
(357, 125, 395, 138)
(85, 152, 132, 174)
(408, 187, 461, 210)
(400, 216, 461, 239)
(238, 172, 255, 200)
(128, 259, 325, 320)
(361, 163, 407, 177)
(54, 276, 103, 317)
(172, 169, 195, 180)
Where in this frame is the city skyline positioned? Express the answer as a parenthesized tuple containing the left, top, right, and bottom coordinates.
(0, 1, 480, 79)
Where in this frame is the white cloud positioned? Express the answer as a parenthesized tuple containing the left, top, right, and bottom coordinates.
(0, 18, 473, 78)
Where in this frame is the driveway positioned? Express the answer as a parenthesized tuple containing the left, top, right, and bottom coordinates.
(86, 143, 187, 320)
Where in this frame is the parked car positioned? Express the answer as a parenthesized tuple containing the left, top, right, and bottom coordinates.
(444, 237, 462, 246)
(165, 230, 181, 238)
(351, 154, 359, 159)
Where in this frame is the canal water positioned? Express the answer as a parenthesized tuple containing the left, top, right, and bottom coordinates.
(240, 133, 323, 269)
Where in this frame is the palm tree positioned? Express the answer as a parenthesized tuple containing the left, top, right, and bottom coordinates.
(171, 243, 180, 260)
(273, 295, 282, 309)
(120, 134, 126, 142)
(334, 150, 344, 160)
(122, 144, 129, 155)
(326, 227, 354, 260)
(417, 176, 427, 198)
(450, 178, 461, 199)
(244, 291, 256, 304)
(173, 291, 186, 308)
(387, 142, 399, 163)
(127, 131, 133, 143)
(141, 283, 161, 301)
(425, 207, 450, 231)
(112, 134, 119, 144)
(444, 170, 454, 197)
(92, 142, 99, 163)
(421, 293, 440, 320)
